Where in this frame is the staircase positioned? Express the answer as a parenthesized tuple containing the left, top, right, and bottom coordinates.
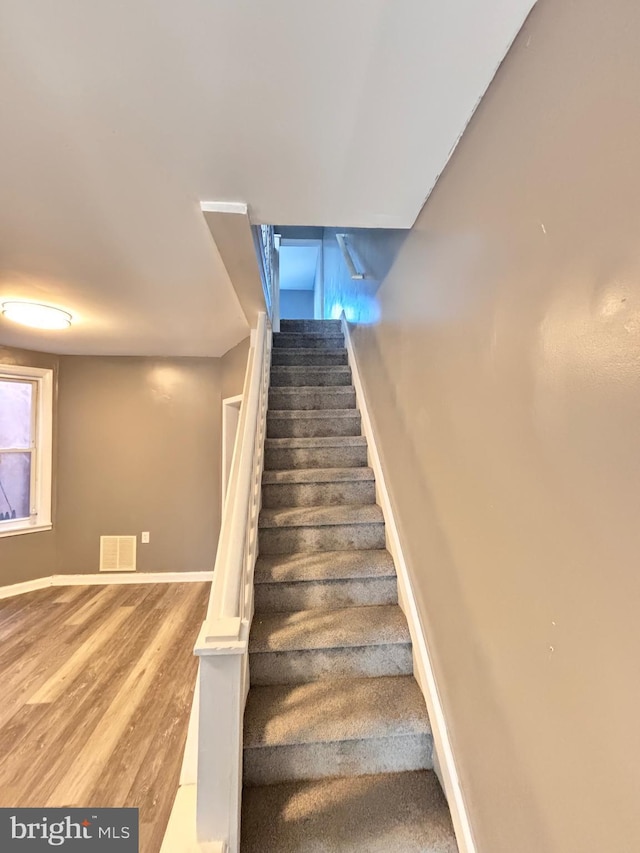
(241, 320, 457, 852)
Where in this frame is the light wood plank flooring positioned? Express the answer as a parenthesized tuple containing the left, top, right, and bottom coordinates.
(0, 582, 209, 853)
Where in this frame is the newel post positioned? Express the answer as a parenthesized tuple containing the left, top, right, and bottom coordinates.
(195, 619, 248, 853)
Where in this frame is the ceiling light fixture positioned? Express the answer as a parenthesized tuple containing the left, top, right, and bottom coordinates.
(1, 301, 72, 330)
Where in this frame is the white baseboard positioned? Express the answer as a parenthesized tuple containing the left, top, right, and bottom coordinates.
(0, 571, 214, 599)
(181, 669, 200, 786)
(52, 572, 214, 586)
(0, 576, 52, 600)
(341, 313, 477, 853)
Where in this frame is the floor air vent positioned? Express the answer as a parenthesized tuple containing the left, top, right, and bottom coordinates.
(100, 535, 137, 572)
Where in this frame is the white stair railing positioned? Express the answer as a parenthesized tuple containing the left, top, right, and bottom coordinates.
(194, 311, 271, 852)
(254, 226, 280, 332)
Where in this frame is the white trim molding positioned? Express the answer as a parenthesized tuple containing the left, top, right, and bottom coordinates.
(0, 363, 54, 538)
(0, 523, 52, 540)
(200, 201, 248, 216)
(52, 571, 213, 586)
(0, 571, 213, 600)
(341, 313, 478, 853)
(0, 576, 50, 600)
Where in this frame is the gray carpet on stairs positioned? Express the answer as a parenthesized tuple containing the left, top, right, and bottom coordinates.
(241, 319, 457, 852)
(241, 772, 456, 853)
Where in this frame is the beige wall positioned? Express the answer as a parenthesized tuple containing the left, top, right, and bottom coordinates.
(338, 1, 640, 850)
(221, 336, 250, 401)
(0, 346, 59, 585)
(0, 342, 250, 583)
(56, 356, 222, 575)
(203, 210, 266, 329)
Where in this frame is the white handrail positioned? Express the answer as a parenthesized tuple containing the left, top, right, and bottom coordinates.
(336, 233, 365, 280)
(206, 314, 267, 628)
(194, 311, 271, 852)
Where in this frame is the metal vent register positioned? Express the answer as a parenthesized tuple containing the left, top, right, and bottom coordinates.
(99, 535, 137, 572)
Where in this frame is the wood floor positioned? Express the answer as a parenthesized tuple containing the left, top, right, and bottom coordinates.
(0, 581, 209, 853)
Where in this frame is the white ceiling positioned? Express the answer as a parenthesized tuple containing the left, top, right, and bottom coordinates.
(0, 0, 535, 356)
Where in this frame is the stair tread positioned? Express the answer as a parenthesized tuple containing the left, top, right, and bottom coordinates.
(275, 332, 345, 340)
(241, 771, 457, 853)
(273, 335, 346, 349)
(249, 605, 410, 652)
(265, 435, 367, 448)
(267, 408, 360, 420)
(269, 387, 357, 411)
(262, 467, 374, 485)
(271, 346, 347, 354)
(259, 504, 383, 529)
(244, 675, 429, 748)
(270, 385, 355, 393)
(279, 320, 342, 330)
(254, 550, 396, 584)
(271, 365, 351, 373)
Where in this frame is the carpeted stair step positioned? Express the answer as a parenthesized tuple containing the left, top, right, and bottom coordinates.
(240, 770, 458, 853)
(243, 675, 432, 785)
(267, 409, 361, 439)
(254, 549, 398, 612)
(258, 504, 385, 555)
(271, 348, 348, 367)
(261, 467, 376, 508)
(270, 366, 352, 387)
(249, 605, 413, 685)
(255, 549, 396, 584)
(264, 436, 368, 470)
(279, 320, 343, 335)
(273, 333, 346, 350)
(269, 386, 356, 411)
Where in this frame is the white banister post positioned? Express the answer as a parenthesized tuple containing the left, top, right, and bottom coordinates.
(195, 625, 247, 853)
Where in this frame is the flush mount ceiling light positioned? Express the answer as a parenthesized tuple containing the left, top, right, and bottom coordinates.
(1, 301, 72, 330)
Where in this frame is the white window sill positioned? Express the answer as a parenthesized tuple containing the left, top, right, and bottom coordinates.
(0, 522, 53, 539)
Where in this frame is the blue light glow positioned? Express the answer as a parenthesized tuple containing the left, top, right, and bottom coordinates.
(328, 297, 380, 325)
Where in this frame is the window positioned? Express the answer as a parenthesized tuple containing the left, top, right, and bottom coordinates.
(0, 365, 53, 537)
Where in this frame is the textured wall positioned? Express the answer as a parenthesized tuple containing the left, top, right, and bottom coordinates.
(338, 1, 640, 850)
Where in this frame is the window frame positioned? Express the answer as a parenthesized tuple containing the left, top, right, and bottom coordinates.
(0, 364, 53, 538)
